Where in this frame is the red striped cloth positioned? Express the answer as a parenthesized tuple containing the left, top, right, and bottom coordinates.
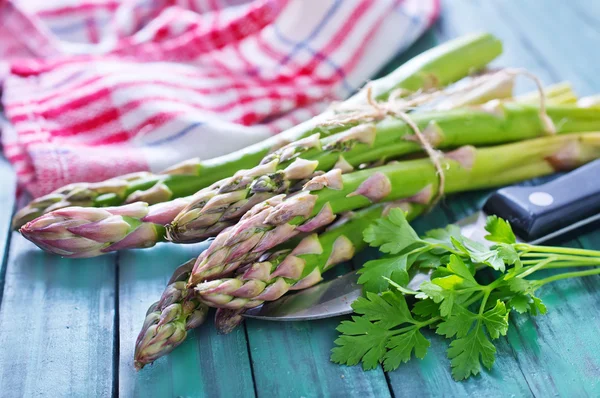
(0, 0, 438, 197)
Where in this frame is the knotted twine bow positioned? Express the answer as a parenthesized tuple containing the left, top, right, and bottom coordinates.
(319, 68, 555, 209)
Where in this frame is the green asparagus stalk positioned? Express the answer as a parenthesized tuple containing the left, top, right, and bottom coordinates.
(188, 132, 600, 284)
(168, 103, 600, 243)
(134, 259, 209, 370)
(12, 33, 502, 230)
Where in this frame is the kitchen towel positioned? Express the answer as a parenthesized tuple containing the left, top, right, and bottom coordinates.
(0, 0, 438, 197)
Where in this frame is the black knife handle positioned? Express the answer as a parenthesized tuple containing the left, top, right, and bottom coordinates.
(484, 159, 600, 242)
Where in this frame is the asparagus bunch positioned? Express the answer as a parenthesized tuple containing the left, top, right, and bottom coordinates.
(22, 101, 600, 258)
(134, 259, 209, 370)
(134, 202, 425, 368)
(12, 33, 502, 230)
(187, 132, 600, 284)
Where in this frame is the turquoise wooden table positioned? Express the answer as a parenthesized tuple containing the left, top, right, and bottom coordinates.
(1, 1, 600, 396)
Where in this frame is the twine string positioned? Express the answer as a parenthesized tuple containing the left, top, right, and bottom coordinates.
(319, 68, 552, 208)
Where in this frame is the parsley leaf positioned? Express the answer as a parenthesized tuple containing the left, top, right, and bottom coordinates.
(417, 256, 479, 317)
(331, 316, 392, 370)
(495, 243, 521, 271)
(531, 296, 547, 315)
(331, 290, 426, 370)
(448, 236, 508, 272)
(482, 300, 510, 339)
(413, 251, 445, 269)
(508, 294, 530, 314)
(424, 224, 464, 251)
(447, 255, 477, 284)
(436, 306, 476, 338)
(383, 329, 430, 371)
(335, 211, 597, 381)
(484, 215, 516, 244)
(363, 208, 421, 254)
(352, 291, 413, 328)
(469, 248, 506, 272)
(358, 256, 410, 293)
(417, 279, 469, 317)
(412, 299, 440, 319)
(507, 277, 534, 294)
(445, 301, 508, 380)
(447, 326, 496, 380)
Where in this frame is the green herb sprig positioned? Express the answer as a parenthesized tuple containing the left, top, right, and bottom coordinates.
(331, 209, 600, 380)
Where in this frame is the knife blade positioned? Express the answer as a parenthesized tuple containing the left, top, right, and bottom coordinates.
(243, 159, 600, 321)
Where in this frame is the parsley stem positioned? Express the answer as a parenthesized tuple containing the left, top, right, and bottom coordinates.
(534, 267, 600, 287)
(463, 291, 486, 308)
(518, 244, 600, 257)
(545, 260, 600, 268)
(452, 286, 484, 294)
(478, 289, 492, 315)
(390, 317, 441, 336)
(521, 256, 600, 265)
(517, 256, 557, 279)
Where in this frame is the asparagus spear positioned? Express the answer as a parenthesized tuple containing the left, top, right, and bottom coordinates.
(12, 33, 502, 230)
(134, 259, 209, 370)
(168, 103, 600, 243)
(19, 200, 187, 258)
(188, 132, 600, 284)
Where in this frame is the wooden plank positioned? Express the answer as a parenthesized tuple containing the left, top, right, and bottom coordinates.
(118, 241, 255, 398)
(0, 231, 116, 397)
(490, 0, 600, 94)
(435, 0, 559, 84)
(245, 259, 392, 397)
(0, 155, 16, 291)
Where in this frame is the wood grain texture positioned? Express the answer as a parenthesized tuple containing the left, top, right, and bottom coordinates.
(0, 155, 16, 293)
(118, 242, 255, 398)
(0, 233, 116, 397)
(245, 263, 391, 398)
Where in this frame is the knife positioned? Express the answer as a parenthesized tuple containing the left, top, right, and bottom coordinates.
(243, 159, 600, 321)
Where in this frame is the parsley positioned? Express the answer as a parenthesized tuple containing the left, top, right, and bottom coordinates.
(331, 209, 600, 380)
(331, 290, 432, 371)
